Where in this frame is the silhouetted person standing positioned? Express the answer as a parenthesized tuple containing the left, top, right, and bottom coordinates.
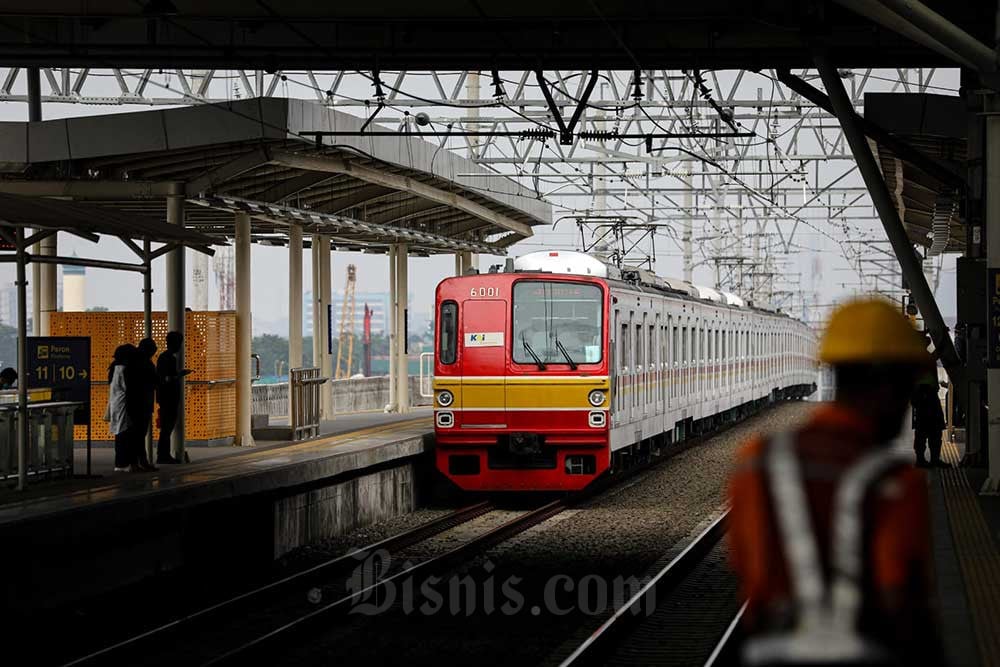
(156, 331, 190, 464)
(126, 338, 159, 472)
(0, 367, 17, 389)
(912, 371, 947, 468)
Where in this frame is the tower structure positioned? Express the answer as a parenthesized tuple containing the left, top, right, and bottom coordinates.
(62, 260, 85, 312)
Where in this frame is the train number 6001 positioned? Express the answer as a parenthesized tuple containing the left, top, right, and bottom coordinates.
(470, 287, 500, 297)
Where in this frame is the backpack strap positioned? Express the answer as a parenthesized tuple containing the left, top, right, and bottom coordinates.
(765, 430, 826, 628)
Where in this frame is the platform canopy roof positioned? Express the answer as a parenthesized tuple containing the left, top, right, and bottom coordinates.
(864, 92, 967, 255)
(0, 192, 217, 253)
(0, 97, 551, 256)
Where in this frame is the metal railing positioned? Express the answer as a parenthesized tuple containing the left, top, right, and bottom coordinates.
(252, 382, 288, 418)
(289, 367, 325, 441)
(0, 401, 80, 483)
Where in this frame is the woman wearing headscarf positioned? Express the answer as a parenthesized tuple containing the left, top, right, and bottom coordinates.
(108, 344, 136, 472)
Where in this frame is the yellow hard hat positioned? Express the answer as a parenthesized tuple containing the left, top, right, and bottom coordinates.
(818, 297, 932, 365)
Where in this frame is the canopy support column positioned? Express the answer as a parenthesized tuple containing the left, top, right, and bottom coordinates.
(394, 243, 410, 413)
(235, 212, 254, 447)
(386, 245, 398, 412)
(166, 183, 186, 462)
(311, 236, 322, 377)
(143, 240, 153, 463)
(38, 234, 56, 335)
(983, 103, 1000, 492)
(318, 235, 333, 419)
(288, 224, 303, 370)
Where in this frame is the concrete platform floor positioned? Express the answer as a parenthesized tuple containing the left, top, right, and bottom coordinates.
(2, 407, 431, 504)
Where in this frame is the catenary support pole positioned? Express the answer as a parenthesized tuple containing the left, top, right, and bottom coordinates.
(235, 212, 254, 447)
(166, 183, 186, 462)
(288, 225, 303, 370)
(395, 243, 410, 413)
(15, 229, 27, 490)
(815, 52, 962, 383)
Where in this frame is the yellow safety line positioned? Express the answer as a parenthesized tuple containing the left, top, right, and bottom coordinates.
(941, 442, 1000, 667)
(13, 417, 431, 507)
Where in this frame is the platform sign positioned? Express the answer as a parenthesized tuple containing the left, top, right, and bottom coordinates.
(24, 336, 91, 424)
(989, 269, 1000, 368)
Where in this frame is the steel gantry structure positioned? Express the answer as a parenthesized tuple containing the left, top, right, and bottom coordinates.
(0, 65, 960, 317)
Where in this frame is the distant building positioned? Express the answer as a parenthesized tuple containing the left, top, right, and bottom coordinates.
(0, 278, 62, 329)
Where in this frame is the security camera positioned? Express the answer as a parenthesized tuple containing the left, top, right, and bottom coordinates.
(414, 112, 431, 126)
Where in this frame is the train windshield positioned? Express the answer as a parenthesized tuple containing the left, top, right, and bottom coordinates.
(512, 281, 603, 366)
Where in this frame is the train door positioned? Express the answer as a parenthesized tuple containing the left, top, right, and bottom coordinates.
(647, 317, 655, 418)
(635, 314, 644, 419)
(461, 299, 506, 424)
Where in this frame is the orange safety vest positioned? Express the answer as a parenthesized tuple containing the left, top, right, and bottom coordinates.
(727, 404, 935, 664)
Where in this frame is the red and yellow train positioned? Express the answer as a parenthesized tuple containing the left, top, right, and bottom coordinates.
(433, 250, 816, 492)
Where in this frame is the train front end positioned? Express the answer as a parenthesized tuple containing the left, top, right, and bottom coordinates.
(433, 257, 610, 492)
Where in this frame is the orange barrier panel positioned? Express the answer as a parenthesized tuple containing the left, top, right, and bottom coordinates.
(50, 311, 236, 444)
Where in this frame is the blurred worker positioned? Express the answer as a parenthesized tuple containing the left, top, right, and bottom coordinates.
(912, 369, 947, 468)
(0, 367, 17, 389)
(156, 331, 190, 464)
(728, 298, 942, 666)
(108, 345, 135, 472)
(126, 338, 159, 472)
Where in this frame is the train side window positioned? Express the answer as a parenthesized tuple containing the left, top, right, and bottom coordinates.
(438, 301, 458, 364)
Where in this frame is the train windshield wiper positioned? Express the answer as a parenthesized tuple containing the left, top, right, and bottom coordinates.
(521, 334, 547, 370)
(554, 337, 578, 370)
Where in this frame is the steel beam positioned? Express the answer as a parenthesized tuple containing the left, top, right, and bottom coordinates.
(775, 69, 965, 189)
(815, 52, 961, 381)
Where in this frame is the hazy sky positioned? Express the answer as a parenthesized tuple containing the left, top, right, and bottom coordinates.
(0, 69, 960, 334)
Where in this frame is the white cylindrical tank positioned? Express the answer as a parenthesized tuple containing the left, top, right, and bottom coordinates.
(62, 263, 86, 312)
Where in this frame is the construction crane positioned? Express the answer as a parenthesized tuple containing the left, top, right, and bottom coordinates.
(335, 264, 357, 379)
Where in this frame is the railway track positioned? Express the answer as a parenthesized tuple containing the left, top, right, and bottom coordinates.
(556, 510, 739, 667)
(63, 500, 496, 667)
(64, 414, 764, 667)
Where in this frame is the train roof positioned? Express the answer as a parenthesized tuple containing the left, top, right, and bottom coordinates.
(506, 250, 796, 320)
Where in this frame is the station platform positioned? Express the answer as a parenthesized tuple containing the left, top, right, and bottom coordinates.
(0, 408, 433, 611)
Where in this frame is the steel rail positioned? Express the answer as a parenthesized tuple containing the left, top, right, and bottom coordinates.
(703, 601, 748, 667)
(61, 500, 495, 667)
(204, 498, 570, 666)
(558, 510, 731, 667)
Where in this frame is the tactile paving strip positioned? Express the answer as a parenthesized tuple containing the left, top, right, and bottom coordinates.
(941, 442, 1000, 667)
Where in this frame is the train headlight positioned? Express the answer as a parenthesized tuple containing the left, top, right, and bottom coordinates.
(588, 390, 606, 407)
(437, 390, 454, 407)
